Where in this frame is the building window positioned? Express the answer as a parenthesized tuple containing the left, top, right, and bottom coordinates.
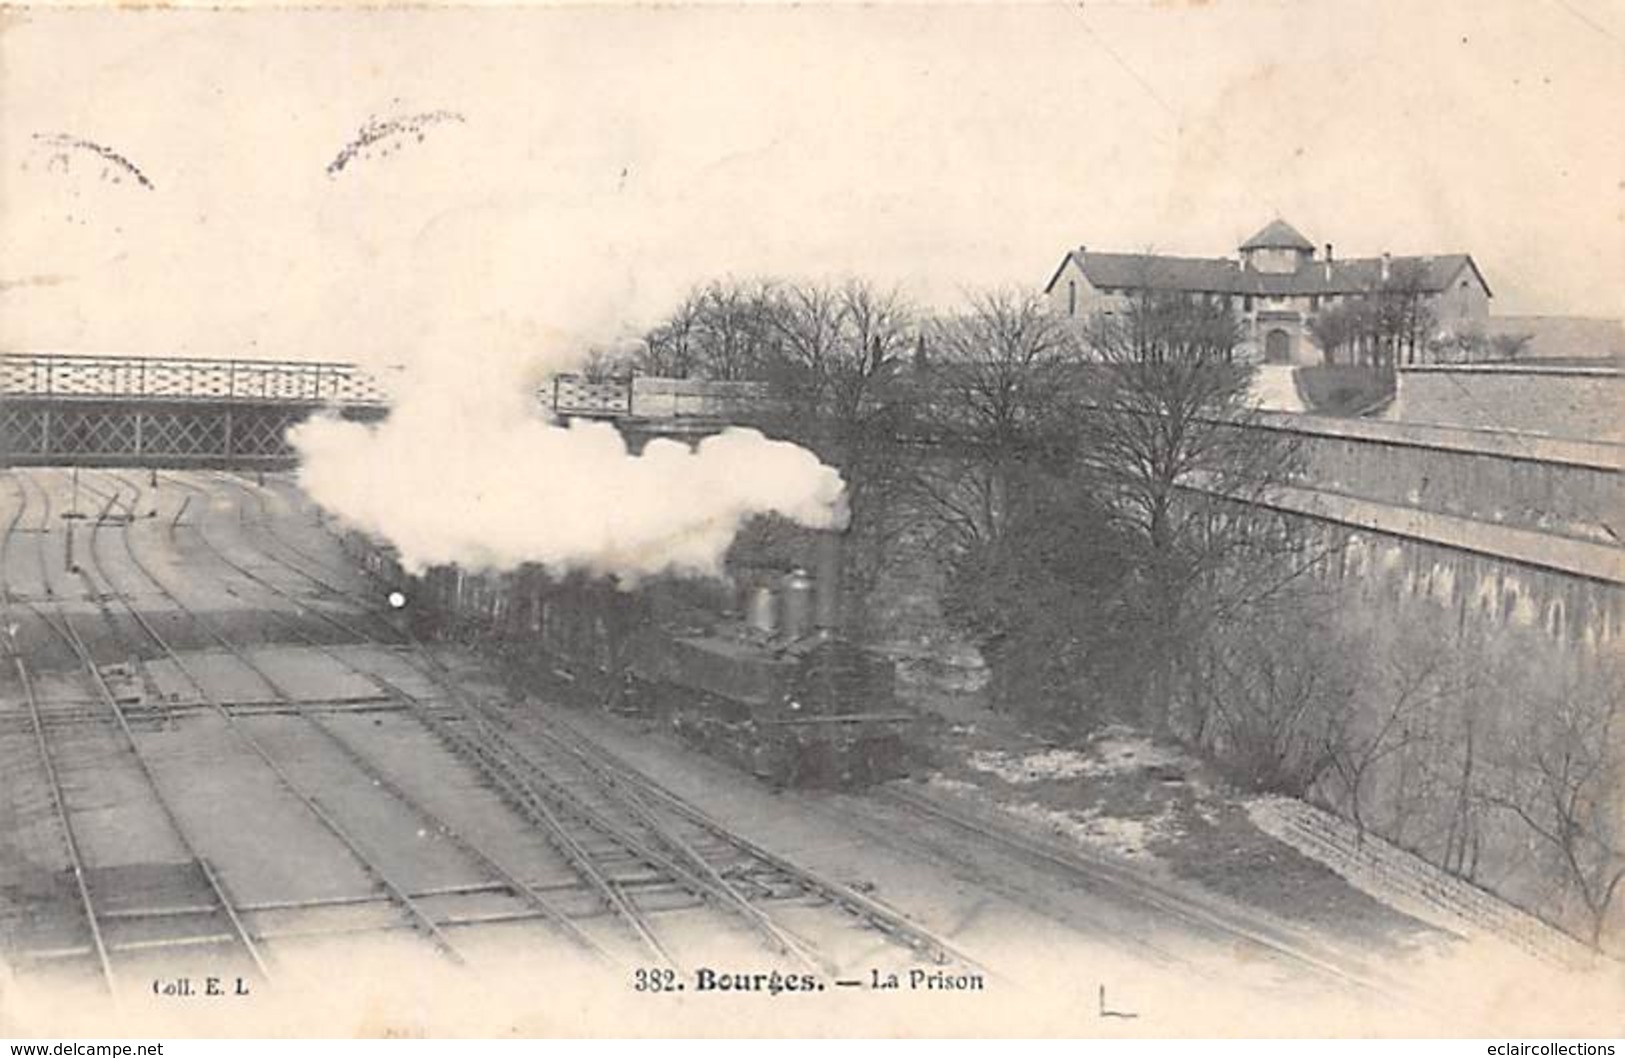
(1243, 295, 1254, 312)
(1068, 280, 1077, 317)
(1309, 295, 1320, 310)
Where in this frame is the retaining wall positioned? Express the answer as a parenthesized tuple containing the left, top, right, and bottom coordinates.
(1252, 412, 1622, 544)
(1204, 490, 1624, 951)
(1390, 364, 1623, 442)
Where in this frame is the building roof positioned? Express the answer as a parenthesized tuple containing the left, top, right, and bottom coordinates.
(1062, 251, 1241, 293)
(1044, 247, 1492, 299)
(1239, 218, 1316, 252)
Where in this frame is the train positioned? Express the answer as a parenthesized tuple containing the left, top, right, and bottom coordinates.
(340, 527, 920, 788)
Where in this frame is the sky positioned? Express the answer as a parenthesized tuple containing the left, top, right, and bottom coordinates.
(2, 1, 1622, 366)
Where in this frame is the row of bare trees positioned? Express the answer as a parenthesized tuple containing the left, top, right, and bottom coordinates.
(628, 279, 919, 387)
(1305, 261, 1436, 367)
(1300, 262, 1534, 368)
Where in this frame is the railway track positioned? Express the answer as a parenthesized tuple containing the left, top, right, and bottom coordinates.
(3, 464, 1408, 1005)
(0, 470, 270, 996)
(136, 473, 745, 970)
(194, 470, 1414, 1000)
(71, 470, 621, 968)
(94, 469, 984, 978)
(201, 472, 983, 970)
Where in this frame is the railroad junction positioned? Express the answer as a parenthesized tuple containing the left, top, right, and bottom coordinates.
(1, 356, 1619, 1036)
(0, 464, 1452, 1034)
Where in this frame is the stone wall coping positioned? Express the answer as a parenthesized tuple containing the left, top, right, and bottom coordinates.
(1248, 796, 1599, 967)
(1399, 363, 1619, 378)
(1248, 410, 1623, 472)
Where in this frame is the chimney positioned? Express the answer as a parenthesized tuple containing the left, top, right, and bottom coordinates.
(1323, 243, 1333, 281)
(1380, 252, 1392, 282)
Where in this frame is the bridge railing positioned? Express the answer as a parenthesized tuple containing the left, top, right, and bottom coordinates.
(1, 352, 392, 405)
(1, 353, 768, 419)
(546, 375, 779, 421)
(549, 374, 634, 417)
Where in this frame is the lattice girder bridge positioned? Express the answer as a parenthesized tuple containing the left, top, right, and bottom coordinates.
(2, 353, 391, 468)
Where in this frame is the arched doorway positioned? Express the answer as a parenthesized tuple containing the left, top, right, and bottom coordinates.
(1264, 328, 1293, 364)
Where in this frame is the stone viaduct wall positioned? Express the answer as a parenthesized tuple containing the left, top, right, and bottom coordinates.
(1265, 494, 1624, 951)
(1254, 410, 1622, 544)
(1239, 483, 1622, 649)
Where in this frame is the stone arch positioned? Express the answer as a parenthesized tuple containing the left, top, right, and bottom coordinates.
(1264, 328, 1293, 364)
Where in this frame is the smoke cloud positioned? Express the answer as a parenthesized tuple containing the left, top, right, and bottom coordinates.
(289, 346, 847, 582)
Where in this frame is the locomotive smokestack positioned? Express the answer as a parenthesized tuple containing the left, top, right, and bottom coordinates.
(814, 529, 841, 635)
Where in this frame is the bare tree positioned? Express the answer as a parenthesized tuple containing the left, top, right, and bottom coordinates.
(1319, 649, 1459, 845)
(1484, 666, 1624, 947)
(915, 288, 1078, 551)
(1438, 684, 1487, 880)
(1075, 290, 1301, 728)
(897, 289, 1117, 719)
(638, 288, 706, 377)
(1311, 264, 1437, 367)
(1375, 260, 1436, 366)
(756, 279, 917, 630)
(764, 279, 914, 434)
(693, 278, 779, 381)
(764, 281, 844, 405)
(1181, 601, 1354, 795)
(638, 279, 781, 380)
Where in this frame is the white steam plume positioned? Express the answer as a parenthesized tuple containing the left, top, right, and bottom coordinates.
(289, 352, 847, 581)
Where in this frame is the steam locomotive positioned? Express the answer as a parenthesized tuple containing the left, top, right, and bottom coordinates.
(341, 529, 919, 788)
